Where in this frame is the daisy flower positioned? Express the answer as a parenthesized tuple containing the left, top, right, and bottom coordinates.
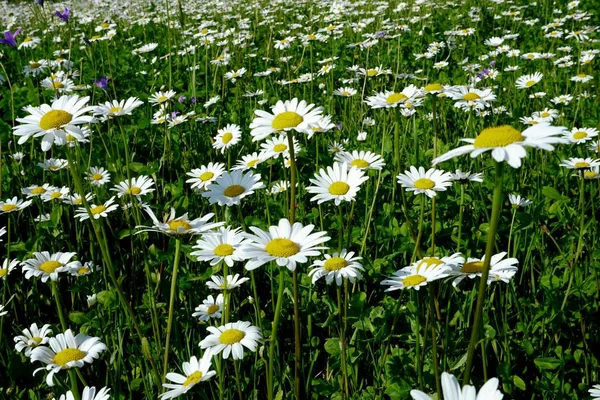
(450, 170, 484, 183)
(74, 197, 119, 221)
(148, 90, 176, 105)
(249, 98, 323, 141)
(447, 86, 496, 110)
(564, 127, 598, 144)
(0, 196, 33, 214)
(335, 150, 386, 171)
(31, 329, 106, 386)
(64, 193, 95, 206)
(14, 323, 53, 357)
(410, 372, 503, 400)
(21, 251, 80, 282)
(137, 207, 224, 237)
(206, 274, 250, 291)
(0, 258, 18, 279)
(508, 194, 532, 208)
(199, 321, 261, 360)
(433, 124, 568, 168)
(240, 218, 330, 271)
(560, 157, 600, 170)
(532, 108, 559, 122)
(309, 249, 364, 286)
(306, 162, 369, 205)
(160, 352, 216, 399)
(270, 181, 290, 194)
(111, 175, 155, 197)
(0, 304, 6, 317)
(68, 261, 98, 277)
(449, 252, 518, 287)
(13, 95, 93, 152)
(37, 158, 68, 172)
(259, 134, 301, 160)
(515, 72, 543, 89)
(86, 167, 111, 187)
(186, 163, 226, 191)
(213, 124, 242, 154)
(41, 186, 70, 202)
(191, 226, 245, 267)
(232, 152, 266, 171)
(397, 166, 453, 198)
(588, 141, 600, 153)
(224, 68, 247, 83)
(590, 384, 600, 398)
(201, 170, 264, 207)
(192, 294, 224, 322)
(365, 85, 422, 108)
(93, 97, 144, 119)
(381, 258, 452, 291)
(334, 87, 357, 97)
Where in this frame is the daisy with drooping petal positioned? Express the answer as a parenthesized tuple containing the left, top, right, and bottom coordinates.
(13, 95, 94, 151)
(433, 124, 568, 168)
(41, 186, 70, 202)
(560, 157, 600, 170)
(74, 197, 119, 221)
(241, 218, 330, 271)
(64, 193, 95, 206)
(381, 258, 452, 291)
(14, 323, 53, 357)
(137, 207, 224, 237)
(68, 261, 98, 277)
(37, 158, 68, 172)
(309, 249, 364, 286)
(200, 321, 261, 360)
(86, 167, 111, 187)
(22, 184, 54, 198)
(306, 162, 369, 205)
(450, 170, 484, 183)
(564, 127, 598, 144)
(334, 87, 357, 97)
(0, 304, 6, 317)
(365, 85, 422, 108)
(335, 150, 386, 171)
(232, 152, 266, 171)
(192, 294, 224, 322)
(186, 162, 226, 191)
(449, 252, 518, 287)
(93, 97, 143, 119)
(111, 175, 155, 197)
(30, 329, 106, 386)
(508, 194, 532, 208)
(0, 196, 33, 214)
(191, 226, 245, 267)
(0, 258, 19, 279)
(213, 124, 242, 154)
(201, 170, 265, 207)
(515, 72, 543, 89)
(0, 226, 5, 241)
(206, 274, 250, 291)
(160, 352, 216, 399)
(249, 98, 323, 141)
(148, 90, 176, 105)
(447, 86, 496, 111)
(21, 251, 80, 282)
(410, 372, 503, 400)
(397, 166, 453, 198)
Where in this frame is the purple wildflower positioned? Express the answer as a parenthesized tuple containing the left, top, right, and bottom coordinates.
(190, 97, 196, 104)
(0, 29, 21, 48)
(55, 8, 71, 22)
(94, 76, 109, 90)
(177, 96, 187, 103)
(489, 60, 496, 67)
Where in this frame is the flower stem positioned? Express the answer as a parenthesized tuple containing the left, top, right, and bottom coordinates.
(337, 286, 349, 399)
(456, 184, 465, 253)
(428, 285, 441, 397)
(267, 268, 286, 400)
(162, 238, 182, 382)
(463, 161, 504, 385)
(412, 195, 426, 264)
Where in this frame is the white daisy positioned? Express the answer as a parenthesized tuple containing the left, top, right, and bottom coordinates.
(86, 167, 111, 187)
(335, 150, 386, 171)
(259, 134, 301, 160)
(508, 194, 532, 208)
(365, 85, 422, 108)
(136, 207, 224, 237)
(93, 97, 144, 119)
(160, 352, 216, 399)
(0, 258, 19, 279)
(201, 170, 264, 207)
(199, 321, 261, 360)
(309, 249, 364, 286)
(148, 90, 176, 105)
(111, 175, 155, 197)
(192, 294, 224, 322)
(21, 251, 80, 282)
(191, 226, 245, 267)
(564, 127, 598, 144)
(74, 197, 119, 221)
(232, 152, 266, 171)
(0, 197, 33, 214)
(306, 162, 369, 205)
(397, 166, 453, 198)
(515, 72, 543, 89)
(560, 157, 600, 170)
(381, 258, 452, 291)
(410, 372, 503, 400)
(186, 163, 226, 191)
(249, 98, 323, 141)
(206, 274, 250, 291)
(14, 323, 53, 357)
(449, 252, 518, 287)
(213, 124, 242, 154)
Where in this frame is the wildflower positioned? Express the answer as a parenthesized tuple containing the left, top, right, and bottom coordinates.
(14, 323, 53, 357)
(200, 321, 261, 360)
(137, 207, 224, 237)
(0, 28, 21, 48)
(74, 197, 119, 221)
(397, 166, 453, 198)
(410, 372, 503, 400)
(160, 353, 216, 399)
(249, 98, 323, 141)
(192, 295, 224, 322)
(309, 250, 364, 286)
(201, 170, 264, 207)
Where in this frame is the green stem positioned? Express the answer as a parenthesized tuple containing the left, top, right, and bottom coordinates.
(267, 269, 286, 400)
(429, 285, 441, 397)
(463, 161, 504, 385)
(337, 286, 349, 399)
(412, 195, 426, 264)
(162, 239, 182, 382)
(456, 184, 465, 253)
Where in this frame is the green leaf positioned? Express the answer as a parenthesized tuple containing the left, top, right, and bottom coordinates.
(324, 338, 341, 356)
(534, 357, 563, 370)
(69, 311, 89, 324)
(97, 290, 117, 309)
(542, 186, 569, 202)
(513, 375, 526, 391)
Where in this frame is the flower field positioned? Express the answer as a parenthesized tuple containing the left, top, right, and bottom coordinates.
(0, 0, 599, 399)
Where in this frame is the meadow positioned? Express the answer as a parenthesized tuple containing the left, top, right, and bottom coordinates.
(0, 0, 599, 399)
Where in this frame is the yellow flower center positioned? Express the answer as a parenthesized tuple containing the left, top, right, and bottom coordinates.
(424, 83, 443, 92)
(221, 132, 233, 144)
(168, 220, 192, 231)
(51, 81, 65, 89)
(403, 274, 427, 287)
(473, 126, 524, 148)
(350, 159, 370, 168)
(30, 62, 41, 68)
(91, 35, 102, 40)
(1, 204, 18, 212)
(126, 187, 142, 195)
(40, 110, 72, 130)
(77, 267, 90, 275)
(0, 269, 7, 278)
(201, 28, 209, 34)
(328, 181, 350, 195)
(461, 261, 484, 274)
(74, 198, 83, 205)
(584, 171, 598, 179)
(91, 205, 106, 215)
(307, 34, 316, 40)
(414, 178, 435, 190)
(53, 348, 86, 367)
(573, 131, 588, 140)
(223, 185, 245, 197)
(323, 257, 348, 271)
(540, 112, 550, 118)
(463, 92, 481, 101)
(525, 80, 536, 87)
(386, 93, 408, 104)
(50, 192, 62, 199)
(92, 173, 103, 181)
(415, 257, 444, 271)
(32, 187, 46, 195)
(265, 238, 300, 257)
(31, 336, 43, 344)
(40, 260, 63, 274)
(214, 244, 234, 256)
(101, 23, 109, 28)
(109, 106, 122, 113)
(576, 73, 587, 78)
(273, 144, 287, 153)
(366, 69, 378, 76)
(272, 111, 303, 130)
(24, 37, 33, 42)
(198, 171, 214, 181)
(182, 371, 203, 387)
(574, 162, 590, 169)
(247, 159, 259, 167)
(219, 328, 245, 344)
(157, 96, 168, 103)
(207, 304, 220, 315)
